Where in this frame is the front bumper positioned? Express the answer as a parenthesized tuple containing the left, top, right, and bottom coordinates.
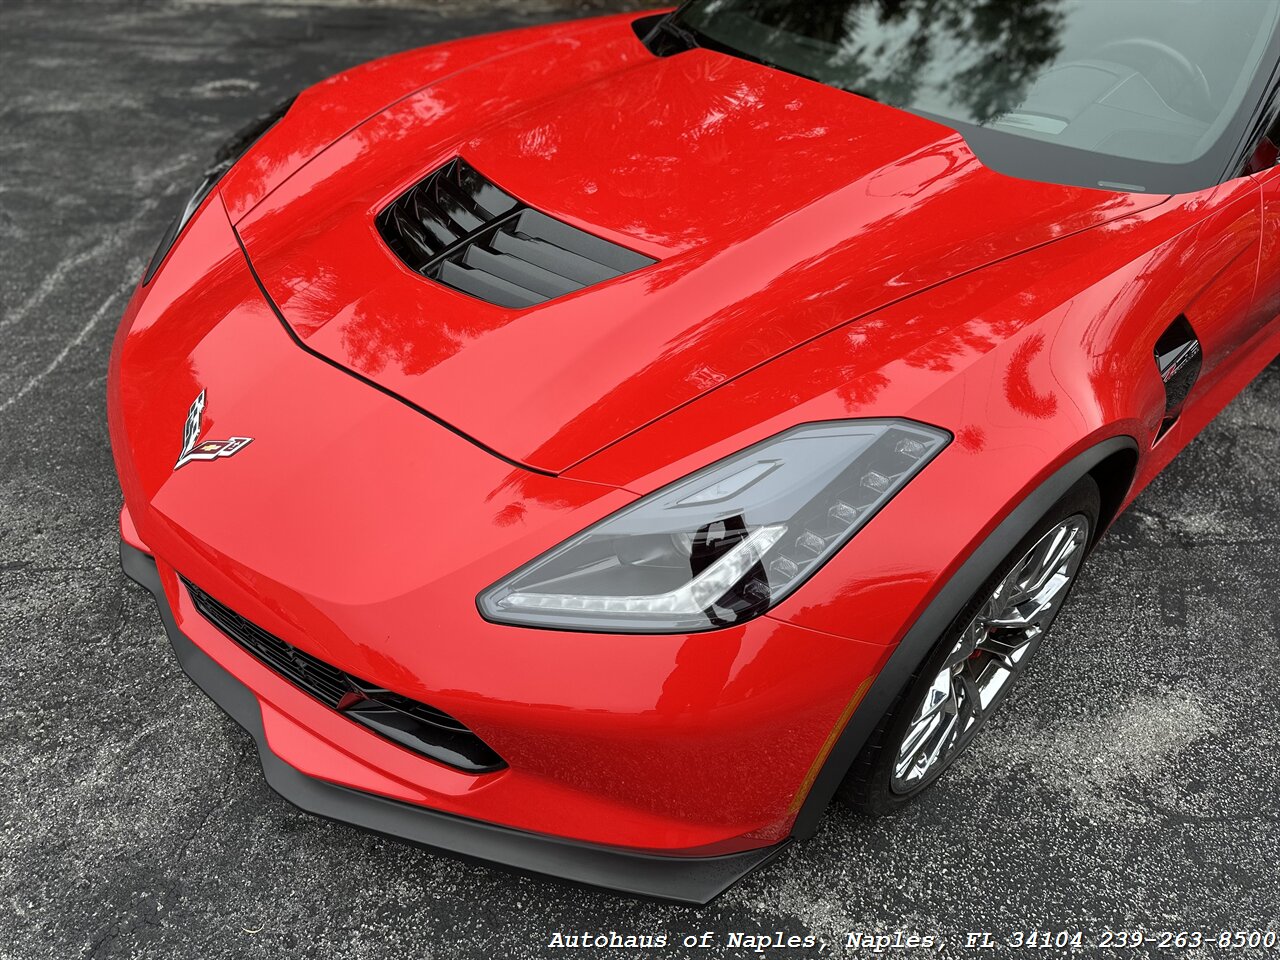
(107, 197, 892, 865)
(122, 539, 788, 904)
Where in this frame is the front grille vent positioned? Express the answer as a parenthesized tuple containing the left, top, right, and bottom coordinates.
(377, 158, 655, 309)
(182, 578, 505, 774)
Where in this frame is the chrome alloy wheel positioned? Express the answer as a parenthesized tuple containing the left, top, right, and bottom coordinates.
(890, 515, 1091, 793)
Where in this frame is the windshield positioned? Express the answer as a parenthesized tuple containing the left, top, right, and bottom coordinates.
(672, 0, 1280, 193)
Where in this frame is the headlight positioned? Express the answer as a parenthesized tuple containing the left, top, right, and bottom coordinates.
(143, 95, 296, 285)
(478, 419, 949, 633)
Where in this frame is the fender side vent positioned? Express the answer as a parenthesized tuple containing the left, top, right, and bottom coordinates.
(182, 578, 506, 774)
(1153, 315, 1202, 443)
(377, 158, 655, 309)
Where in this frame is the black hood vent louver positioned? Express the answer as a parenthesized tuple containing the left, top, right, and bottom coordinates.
(377, 158, 655, 309)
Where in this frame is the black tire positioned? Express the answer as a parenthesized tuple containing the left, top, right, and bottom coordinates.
(838, 476, 1101, 815)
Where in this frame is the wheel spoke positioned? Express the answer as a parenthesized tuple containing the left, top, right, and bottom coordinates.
(941, 625, 980, 670)
(955, 667, 985, 728)
(1023, 527, 1066, 586)
(917, 669, 954, 721)
(985, 592, 1055, 630)
(974, 629, 1033, 664)
(919, 710, 960, 771)
(1000, 558, 1038, 605)
(940, 637, 969, 672)
(1022, 526, 1082, 595)
(898, 710, 942, 765)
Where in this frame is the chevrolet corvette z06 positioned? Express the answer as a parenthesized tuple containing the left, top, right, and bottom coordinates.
(111, 0, 1280, 903)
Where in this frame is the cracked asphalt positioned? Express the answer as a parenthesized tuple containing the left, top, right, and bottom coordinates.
(2, 2, 1278, 958)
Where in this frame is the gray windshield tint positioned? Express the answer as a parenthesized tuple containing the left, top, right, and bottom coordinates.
(677, 0, 1280, 191)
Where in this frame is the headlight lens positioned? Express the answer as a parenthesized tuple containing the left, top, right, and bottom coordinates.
(143, 95, 296, 285)
(478, 419, 949, 633)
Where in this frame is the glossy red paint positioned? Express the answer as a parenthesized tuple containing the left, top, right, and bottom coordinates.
(234, 24, 1163, 473)
(218, 18, 594, 224)
(110, 11, 1280, 868)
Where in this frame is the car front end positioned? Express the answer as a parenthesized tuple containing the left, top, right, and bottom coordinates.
(108, 188, 924, 899)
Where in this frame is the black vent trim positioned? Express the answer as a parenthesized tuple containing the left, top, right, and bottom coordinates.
(182, 578, 505, 774)
(1153, 315, 1202, 443)
(377, 158, 655, 308)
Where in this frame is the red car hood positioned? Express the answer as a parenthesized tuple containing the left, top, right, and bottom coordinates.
(235, 17, 1164, 473)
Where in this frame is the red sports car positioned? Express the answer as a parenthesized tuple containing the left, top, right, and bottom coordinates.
(110, 0, 1280, 903)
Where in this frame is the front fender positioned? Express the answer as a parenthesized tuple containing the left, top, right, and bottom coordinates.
(786, 434, 1137, 837)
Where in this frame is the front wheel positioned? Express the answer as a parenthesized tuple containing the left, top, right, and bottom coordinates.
(839, 477, 1099, 814)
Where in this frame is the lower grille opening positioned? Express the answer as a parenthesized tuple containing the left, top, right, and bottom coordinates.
(181, 578, 505, 774)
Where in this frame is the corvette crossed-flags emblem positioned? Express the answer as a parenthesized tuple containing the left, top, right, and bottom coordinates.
(174, 390, 253, 470)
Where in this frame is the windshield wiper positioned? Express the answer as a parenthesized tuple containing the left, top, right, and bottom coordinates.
(667, 16, 704, 48)
(647, 14, 703, 55)
(649, 10, 880, 106)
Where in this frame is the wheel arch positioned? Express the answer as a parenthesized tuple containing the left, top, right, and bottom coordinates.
(1087, 446, 1140, 545)
(788, 433, 1139, 839)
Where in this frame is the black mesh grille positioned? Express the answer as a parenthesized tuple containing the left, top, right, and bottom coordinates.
(377, 158, 656, 308)
(182, 578, 505, 774)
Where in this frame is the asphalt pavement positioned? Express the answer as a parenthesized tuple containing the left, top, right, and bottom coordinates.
(2, 2, 1278, 958)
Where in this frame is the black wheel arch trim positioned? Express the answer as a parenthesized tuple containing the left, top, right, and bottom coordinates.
(120, 540, 788, 906)
(789, 434, 1139, 838)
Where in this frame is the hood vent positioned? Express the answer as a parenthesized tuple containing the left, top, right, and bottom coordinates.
(377, 158, 655, 309)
